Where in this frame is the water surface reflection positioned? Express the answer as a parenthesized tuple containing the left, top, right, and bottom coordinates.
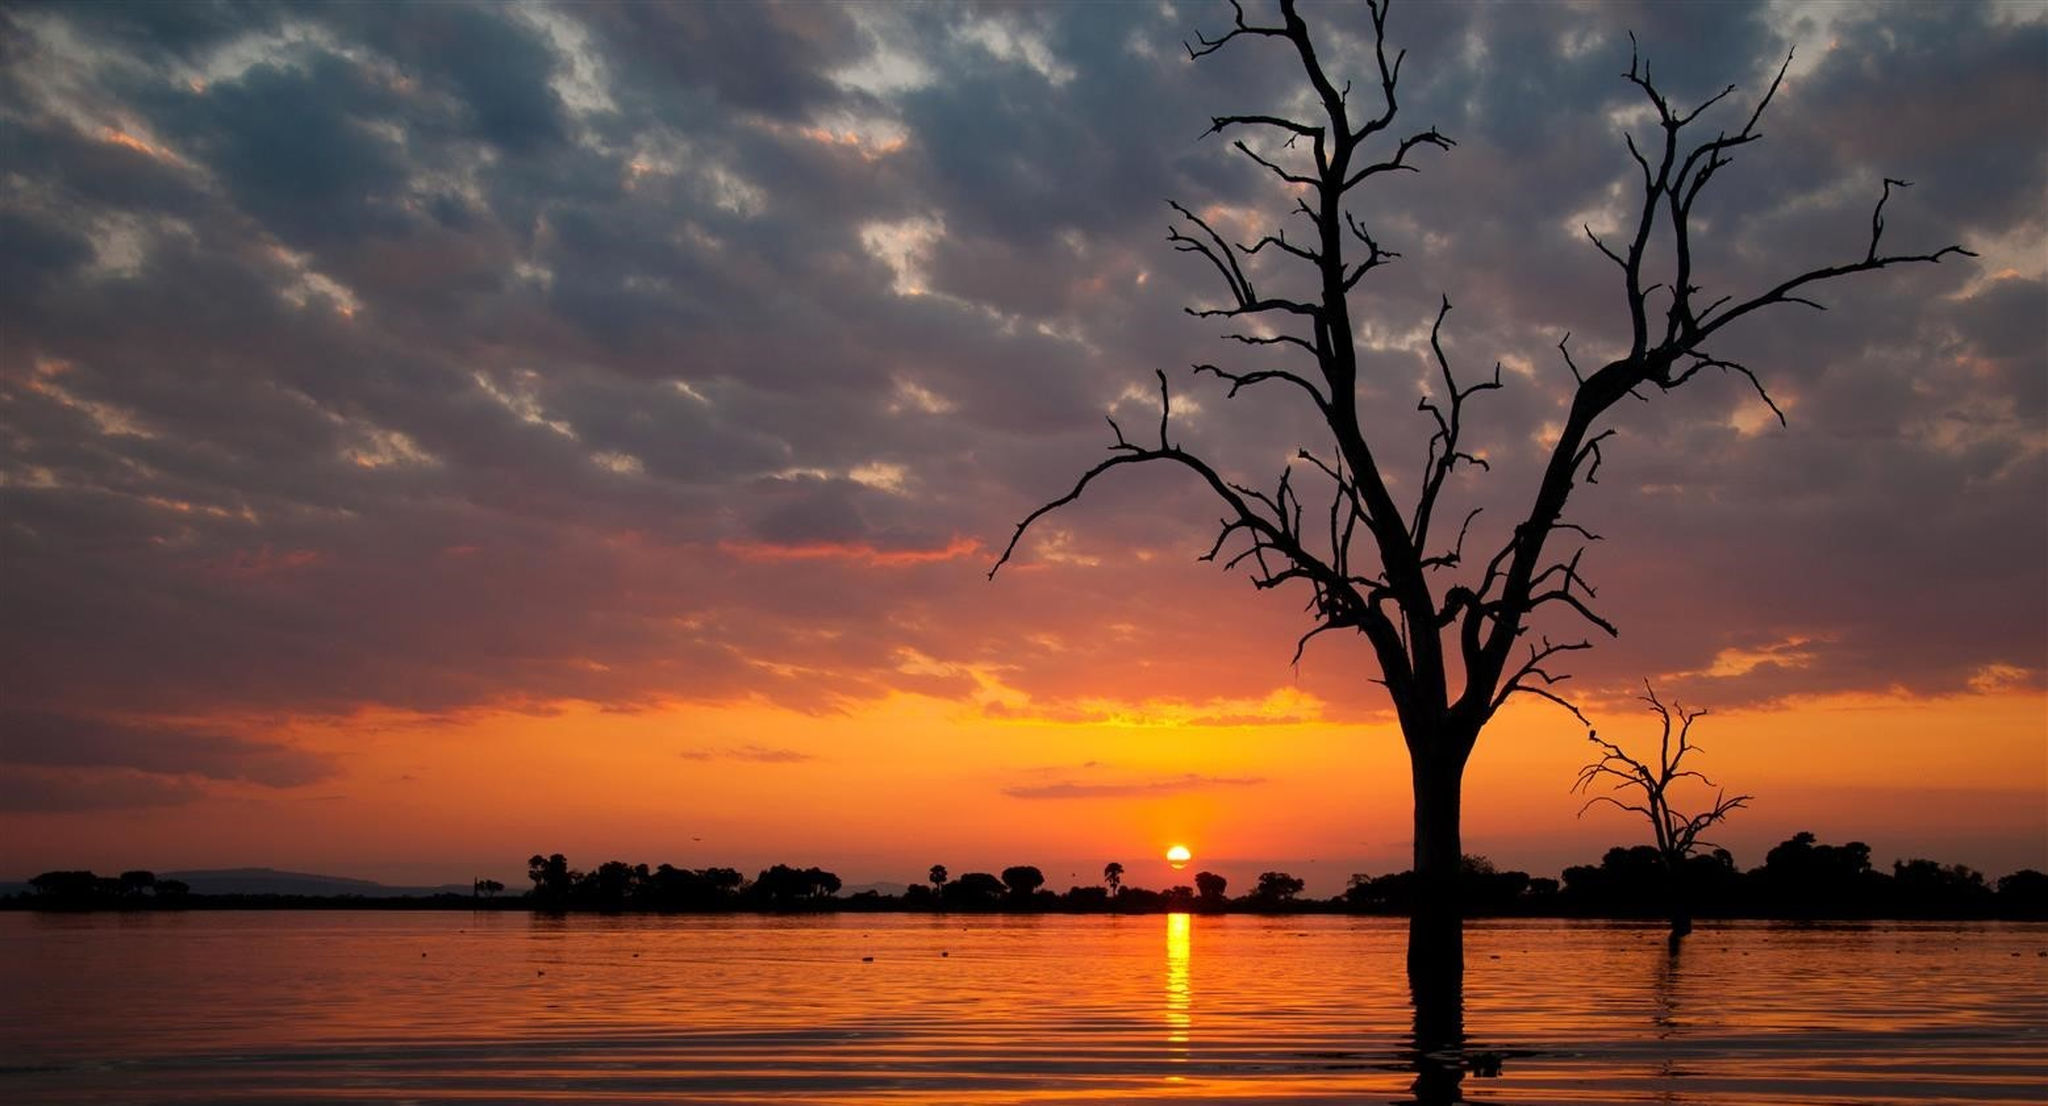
(0, 913, 2040, 1104)
(1163, 911, 1191, 1058)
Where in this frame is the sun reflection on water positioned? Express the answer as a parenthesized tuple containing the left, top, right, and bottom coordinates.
(1165, 911, 1191, 1061)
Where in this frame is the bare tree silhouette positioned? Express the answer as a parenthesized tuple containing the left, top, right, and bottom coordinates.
(991, 0, 1967, 984)
(1575, 685, 1751, 938)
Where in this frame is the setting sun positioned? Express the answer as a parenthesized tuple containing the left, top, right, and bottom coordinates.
(1165, 844, 1192, 870)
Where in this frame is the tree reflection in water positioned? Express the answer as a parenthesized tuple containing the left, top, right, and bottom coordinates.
(1654, 939, 1682, 1039)
(1651, 938, 1685, 1095)
(1405, 916, 1468, 1104)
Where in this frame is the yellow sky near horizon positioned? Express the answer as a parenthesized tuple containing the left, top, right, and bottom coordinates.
(6, 682, 2040, 894)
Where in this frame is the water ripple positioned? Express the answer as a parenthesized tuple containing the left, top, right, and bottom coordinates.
(2, 913, 2041, 1104)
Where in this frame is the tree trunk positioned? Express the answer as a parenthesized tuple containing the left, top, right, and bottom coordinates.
(1409, 744, 1466, 946)
(1668, 891, 1693, 940)
(1663, 855, 1693, 939)
(1407, 745, 1467, 1068)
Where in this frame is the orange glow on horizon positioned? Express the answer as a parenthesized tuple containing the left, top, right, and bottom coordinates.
(3, 683, 2041, 890)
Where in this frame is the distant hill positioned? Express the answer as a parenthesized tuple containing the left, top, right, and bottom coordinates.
(160, 868, 472, 897)
(7, 871, 907, 900)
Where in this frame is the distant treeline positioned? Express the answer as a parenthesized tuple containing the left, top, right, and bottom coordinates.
(12, 834, 2046, 919)
(1352, 835, 2047, 921)
(2, 869, 485, 911)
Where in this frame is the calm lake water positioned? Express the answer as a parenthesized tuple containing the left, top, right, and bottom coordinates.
(1, 911, 2042, 1104)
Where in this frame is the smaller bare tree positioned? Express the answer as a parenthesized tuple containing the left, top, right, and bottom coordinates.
(1574, 684, 1751, 937)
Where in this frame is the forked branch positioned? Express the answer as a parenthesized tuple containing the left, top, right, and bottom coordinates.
(1463, 40, 1970, 726)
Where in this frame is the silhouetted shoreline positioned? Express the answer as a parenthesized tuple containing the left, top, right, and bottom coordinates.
(6, 892, 2044, 920)
(11, 832, 2045, 920)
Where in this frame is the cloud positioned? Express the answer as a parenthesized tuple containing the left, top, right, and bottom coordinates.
(677, 744, 814, 764)
(719, 536, 982, 567)
(0, 707, 336, 787)
(981, 686, 1328, 727)
(1003, 773, 1266, 801)
(0, 766, 207, 813)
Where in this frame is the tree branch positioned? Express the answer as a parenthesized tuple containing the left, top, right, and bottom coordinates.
(1184, 0, 1287, 60)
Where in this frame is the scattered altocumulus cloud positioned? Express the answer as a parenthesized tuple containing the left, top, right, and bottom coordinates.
(0, 0, 2040, 810)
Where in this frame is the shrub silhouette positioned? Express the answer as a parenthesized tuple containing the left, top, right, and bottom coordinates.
(944, 872, 1006, 908)
(1000, 866, 1045, 900)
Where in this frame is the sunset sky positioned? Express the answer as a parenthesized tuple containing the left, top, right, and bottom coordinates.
(2, 1, 2042, 895)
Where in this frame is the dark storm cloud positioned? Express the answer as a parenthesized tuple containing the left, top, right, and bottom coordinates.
(151, 54, 416, 246)
(23, 1, 279, 64)
(1772, 2, 2048, 233)
(579, 1, 865, 121)
(0, 208, 91, 306)
(0, 0, 2040, 790)
(338, 4, 570, 152)
(900, 19, 1183, 238)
